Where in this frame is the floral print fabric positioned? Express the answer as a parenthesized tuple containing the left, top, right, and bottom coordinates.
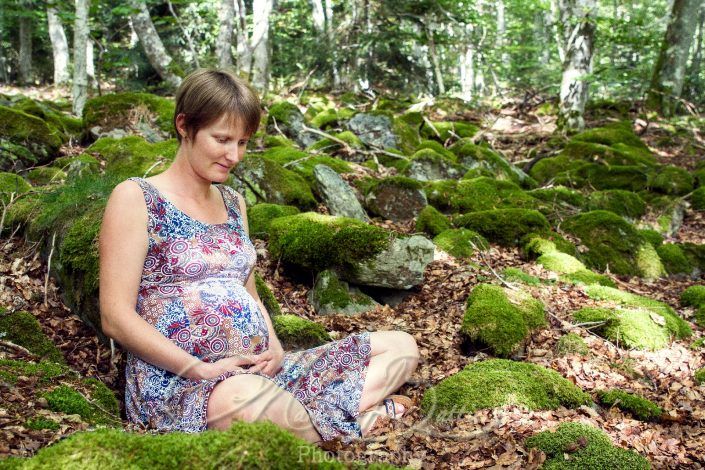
(125, 177, 370, 442)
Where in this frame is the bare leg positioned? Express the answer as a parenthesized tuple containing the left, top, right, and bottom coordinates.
(207, 374, 322, 443)
(357, 331, 420, 434)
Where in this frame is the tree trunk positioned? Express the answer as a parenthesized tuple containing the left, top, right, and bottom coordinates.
(47, 4, 70, 85)
(18, 5, 33, 84)
(72, 0, 89, 116)
(129, 0, 182, 88)
(425, 19, 445, 95)
(325, 0, 340, 87)
(685, 5, 704, 98)
(250, 0, 274, 92)
(550, 0, 566, 62)
(496, 0, 509, 65)
(647, 0, 702, 116)
(216, 0, 235, 68)
(557, 0, 597, 132)
(460, 25, 476, 101)
(235, 0, 251, 73)
(311, 0, 325, 34)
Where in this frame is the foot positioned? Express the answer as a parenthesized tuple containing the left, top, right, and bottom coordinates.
(359, 395, 412, 436)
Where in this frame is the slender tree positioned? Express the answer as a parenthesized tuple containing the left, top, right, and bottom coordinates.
(18, 2, 33, 84)
(250, 0, 274, 91)
(216, 0, 235, 68)
(72, 0, 89, 116)
(128, 0, 181, 88)
(557, 0, 597, 132)
(647, 0, 703, 116)
(47, 2, 70, 85)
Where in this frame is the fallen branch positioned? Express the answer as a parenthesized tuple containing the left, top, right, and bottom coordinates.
(44, 232, 57, 307)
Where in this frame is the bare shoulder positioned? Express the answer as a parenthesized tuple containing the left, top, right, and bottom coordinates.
(102, 180, 148, 230)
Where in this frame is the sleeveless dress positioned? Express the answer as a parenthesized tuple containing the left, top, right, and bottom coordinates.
(124, 177, 371, 442)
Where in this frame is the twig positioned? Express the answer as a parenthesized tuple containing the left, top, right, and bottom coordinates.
(0, 339, 34, 356)
(270, 116, 286, 139)
(470, 241, 517, 290)
(143, 159, 164, 178)
(44, 232, 57, 307)
(301, 124, 352, 153)
(0, 191, 15, 234)
(422, 116, 442, 139)
(59, 381, 122, 424)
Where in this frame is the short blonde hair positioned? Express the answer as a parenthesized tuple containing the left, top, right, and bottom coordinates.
(174, 68, 261, 142)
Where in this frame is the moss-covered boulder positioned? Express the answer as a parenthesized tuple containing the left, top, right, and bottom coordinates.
(363, 176, 427, 221)
(525, 422, 650, 469)
(433, 228, 487, 258)
(346, 110, 422, 154)
(424, 177, 541, 213)
(639, 229, 664, 247)
(254, 272, 282, 318)
(402, 148, 466, 181)
(521, 232, 577, 259)
(680, 285, 705, 308)
(26, 167, 67, 186)
(563, 210, 664, 278)
(88, 136, 177, 179)
(273, 314, 331, 351)
(501, 267, 541, 286)
(313, 165, 368, 221)
(449, 139, 532, 186)
(266, 100, 319, 148)
(461, 284, 545, 357)
(587, 190, 646, 220)
(656, 243, 693, 275)
(305, 130, 364, 155)
(528, 186, 585, 221)
(2, 421, 349, 469)
(415, 204, 450, 237)
(421, 359, 590, 421)
(0, 172, 31, 205)
(454, 209, 550, 246)
(0, 309, 64, 363)
(648, 165, 694, 196)
(556, 332, 589, 356)
(691, 187, 705, 211)
(534, 245, 615, 287)
(247, 203, 300, 239)
(51, 154, 101, 181)
(421, 120, 478, 141)
(262, 146, 353, 186)
(232, 155, 317, 209)
(43, 382, 119, 426)
(0, 105, 63, 171)
(309, 107, 355, 129)
(83, 92, 175, 137)
(596, 389, 662, 421)
(307, 269, 378, 315)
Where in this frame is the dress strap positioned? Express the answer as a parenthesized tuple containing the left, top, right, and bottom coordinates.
(127, 177, 162, 218)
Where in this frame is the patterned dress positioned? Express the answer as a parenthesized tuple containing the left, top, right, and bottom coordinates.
(125, 177, 371, 442)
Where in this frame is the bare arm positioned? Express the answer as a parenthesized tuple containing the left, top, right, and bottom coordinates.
(99, 181, 250, 380)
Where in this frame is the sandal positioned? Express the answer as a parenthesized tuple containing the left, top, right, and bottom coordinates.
(382, 394, 413, 419)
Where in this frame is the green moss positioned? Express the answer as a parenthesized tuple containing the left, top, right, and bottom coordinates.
(268, 212, 391, 271)
(360, 176, 422, 196)
(43, 384, 119, 426)
(51, 154, 100, 180)
(247, 203, 301, 239)
(525, 422, 650, 470)
(529, 155, 590, 186)
(308, 269, 376, 316)
(59, 205, 103, 296)
(680, 285, 705, 307)
(521, 233, 577, 258)
(449, 139, 526, 185)
(273, 314, 330, 350)
(583, 165, 652, 191)
(392, 112, 422, 154)
(0, 310, 64, 363)
(433, 229, 487, 258)
(562, 210, 661, 277)
(420, 120, 478, 141)
(561, 269, 616, 287)
(254, 272, 282, 318)
(426, 177, 540, 213)
(639, 229, 664, 247)
(691, 187, 705, 211)
(415, 205, 451, 237)
(4, 421, 347, 469)
(13, 97, 82, 141)
(537, 252, 586, 274)
(648, 165, 694, 196)
(266, 101, 301, 126)
(584, 285, 691, 339)
(414, 140, 457, 161)
(25, 416, 60, 431)
(528, 186, 586, 208)
(263, 134, 295, 148)
(234, 155, 317, 210)
(263, 147, 353, 185)
(562, 140, 654, 167)
(83, 92, 175, 135)
(26, 167, 66, 186)
(556, 333, 589, 356)
(88, 136, 177, 179)
(597, 389, 662, 421)
(0, 172, 31, 205)
(421, 359, 590, 421)
(695, 306, 705, 328)
(454, 209, 550, 246)
(461, 284, 545, 357)
(690, 338, 705, 349)
(0, 359, 68, 385)
(587, 190, 646, 219)
(681, 243, 705, 272)
(306, 130, 363, 154)
(0, 106, 63, 168)
(501, 267, 541, 286)
(695, 368, 705, 385)
(83, 378, 120, 418)
(656, 243, 693, 275)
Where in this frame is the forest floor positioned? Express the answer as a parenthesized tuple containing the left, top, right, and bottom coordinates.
(1, 90, 704, 468)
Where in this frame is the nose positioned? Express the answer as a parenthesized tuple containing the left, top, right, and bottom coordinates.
(224, 144, 242, 164)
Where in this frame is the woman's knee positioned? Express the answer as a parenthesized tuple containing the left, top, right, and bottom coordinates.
(371, 330, 420, 366)
(207, 374, 274, 428)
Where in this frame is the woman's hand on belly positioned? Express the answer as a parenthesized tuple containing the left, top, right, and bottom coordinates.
(247, 340, 284, 377)
(193, 354, 260, 380)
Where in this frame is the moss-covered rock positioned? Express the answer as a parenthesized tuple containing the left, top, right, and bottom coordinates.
(254, 272, 282, 318)
(597, 389, 662, 421)
(83, 92, 175, 136)
(263, 134, 295, 148)
(232, 155, 317, 209)
(421, 359, 590, 421)
(528, 186, 586, 213)
(680, 285, 705, 308)
(12, 97, 83, 142)
(0, 172, 31, 205)
(421, 120, 478, 141)
(0, 359, 68, 386)
(656, 243, 693, 275)
(424, 177, 541, 213)
(561, 270, 616, 287)
(266, 101, 320, 148)
(501, 267, 541, 286)
(273, 314, 331, 351)
(521, 233, 577, 258)
(454, 209, 550, 246)
(88, 136, 177, 179)
(433, 228, 487, 258)
(26, 167, 67, 186)
(648, 165, 694, 196)
(414, 140, 457, 161)
(587, 190, 646, 219)
(346, 111, 399, 151)
(263, 146, 353, 185)
(363, 176, 427, 221)
(639, 229, 664, 247)
(2, 421, 349, 469)
(450, 139, 531, 186)
(307, 269, 378, 315)
(309, 107, 355, 129)
(461, 284, 545, 357)
(247, 203, 300, 239)
(537, 251, 587, 275)
(401, 148, 466, 182)
(681, 243, 705, 274)
(415, 205, 451, 237)
(563, 210, 664, 278)
(691, 187, 705, 211)
(0, 105, 63, 171)
(305, 130, 364, 155)
(556, 332, 589, 356)
(525, 422, 650, 470)
(52, 154, 101, 181)
(0, 309, 64, 363)
(268, 212, 391, 271)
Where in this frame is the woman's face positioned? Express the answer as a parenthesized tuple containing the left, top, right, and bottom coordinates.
(177, 113, 250, 183)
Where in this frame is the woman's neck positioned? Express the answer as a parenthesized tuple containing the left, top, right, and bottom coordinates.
(154, 149, 213, 201)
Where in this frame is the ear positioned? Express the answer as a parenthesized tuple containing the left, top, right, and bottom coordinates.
(175, 113, 188, 140)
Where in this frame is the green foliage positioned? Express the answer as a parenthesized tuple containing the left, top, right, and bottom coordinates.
(0, 359, 68, 386)
(247, 203, 300, 240)
(273, 314, 330, 350)
(461, 284, 545, 357)
(83, 93, 175, 135)
(25, 416, 60, 431)
(415, 205, 451, 237)
(556, 333, 589, 356)
(0, 309, 64, 363)
(525, 422, 650, 470)
(433, 229, 487, 258)
(501, 267, 541, 286)
(597, 389, 662, 421)
(421, 359, 590, 421)
(680, 285, 705, 308)
(454, 209, 550, 246)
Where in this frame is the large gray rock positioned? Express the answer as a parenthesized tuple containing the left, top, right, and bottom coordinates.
(307, 269, 379, 315)
(404, 149, 466, 182)
(313, 164, 368, 221)
(340, 235, 435, 289)
(266, 101, 319, 148)
(365, 178, 428, 221)
(346, 113, 397, 149)
(0, 105, 63, 171)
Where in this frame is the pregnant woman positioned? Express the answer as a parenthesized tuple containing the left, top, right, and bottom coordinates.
(98, 68, 419, 443)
